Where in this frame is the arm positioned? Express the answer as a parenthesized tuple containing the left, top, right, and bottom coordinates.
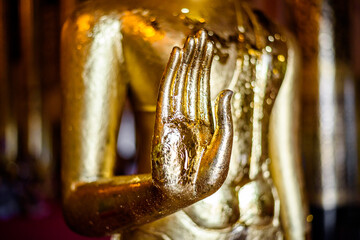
(269, 31, 310, 239)
(61, 12, 233, 237)
(61, 12, 165, 236)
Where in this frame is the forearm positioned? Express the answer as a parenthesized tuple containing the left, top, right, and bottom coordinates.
(63, 174, 192, 237)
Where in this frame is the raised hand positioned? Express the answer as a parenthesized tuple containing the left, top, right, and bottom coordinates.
(151, 30, 233, 202)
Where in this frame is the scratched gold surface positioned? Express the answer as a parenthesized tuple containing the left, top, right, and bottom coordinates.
(61, 0, 308, 239)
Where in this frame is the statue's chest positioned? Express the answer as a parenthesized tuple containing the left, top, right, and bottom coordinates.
(119, 11, 239, 110)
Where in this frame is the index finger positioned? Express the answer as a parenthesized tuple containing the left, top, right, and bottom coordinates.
(156, 47, 182, 120)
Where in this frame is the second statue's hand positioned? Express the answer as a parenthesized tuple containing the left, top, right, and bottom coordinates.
(152, 30, 234, 203)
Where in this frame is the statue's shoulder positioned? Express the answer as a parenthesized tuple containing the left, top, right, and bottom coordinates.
(64, 0, 181, 26)
(67, 0, 148, 18)
(62, 0, 186, 43)
(63, 1, 131, 30)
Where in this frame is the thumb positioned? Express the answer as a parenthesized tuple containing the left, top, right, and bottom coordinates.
(214, 90, 233, 131)
(195, 90, 233, 196)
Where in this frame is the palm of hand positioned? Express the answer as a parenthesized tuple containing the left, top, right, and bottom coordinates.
(153, 115, 212, 188)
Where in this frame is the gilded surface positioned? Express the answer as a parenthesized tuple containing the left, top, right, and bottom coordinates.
(61, 0, 307, 239)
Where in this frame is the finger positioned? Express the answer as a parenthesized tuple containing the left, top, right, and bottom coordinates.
(198, 41, 214, 129)
(172, 37, 196, 114)
(195, 90, 233, 195)
(214, 90, 233, 131)
(186, 29, 207, 121)
(156, 47, 182, 120)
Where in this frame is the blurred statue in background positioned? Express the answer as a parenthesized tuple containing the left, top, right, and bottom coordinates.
(61, 0, 308, 239)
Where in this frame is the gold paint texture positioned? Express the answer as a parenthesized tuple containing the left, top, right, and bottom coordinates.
(61, 0, 307, 239)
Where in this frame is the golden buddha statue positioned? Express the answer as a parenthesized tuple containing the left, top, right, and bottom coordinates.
(61, 0, 308, 239)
